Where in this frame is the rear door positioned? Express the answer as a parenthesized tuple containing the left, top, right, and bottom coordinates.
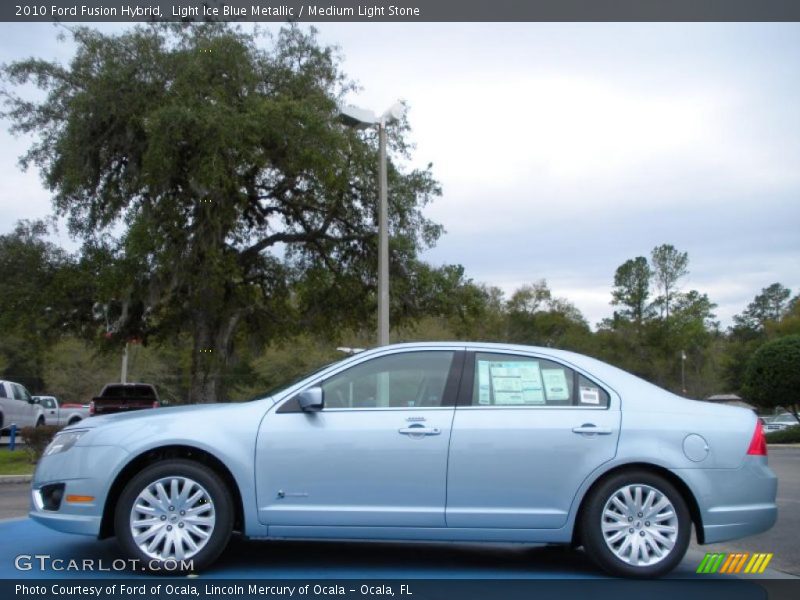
(42, 397, 59, 425)
(446, 350, 621, 529)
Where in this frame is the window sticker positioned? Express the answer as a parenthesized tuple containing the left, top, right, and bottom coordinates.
(580, 386, 601, 405)
(542, 368, 570, 401)
(478, 361, 491, 404)
(478, 360, 544, 405)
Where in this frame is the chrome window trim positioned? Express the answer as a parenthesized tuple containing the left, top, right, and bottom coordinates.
(321, 406, 455, 413)
(456, 404, 608, 411)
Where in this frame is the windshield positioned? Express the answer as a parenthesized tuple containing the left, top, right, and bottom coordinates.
(244, 360, 339, 402)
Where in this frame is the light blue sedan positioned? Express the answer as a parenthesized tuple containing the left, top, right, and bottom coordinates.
(30, 343, 776, 577)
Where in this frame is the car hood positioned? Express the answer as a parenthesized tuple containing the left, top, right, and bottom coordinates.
(70, 402, 263, 430)
(72, 399, 273, 452)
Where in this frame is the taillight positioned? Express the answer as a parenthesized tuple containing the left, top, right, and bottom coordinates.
(747, 420, 767, 456)
(152, 401, 159, 409)
(88, 401, 95, 416)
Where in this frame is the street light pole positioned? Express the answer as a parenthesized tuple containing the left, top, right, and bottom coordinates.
(338, 102, 405, 347)
(377, 119, 389, 346)
(681, 350, 687, 395)
(121, 342, 129, 384)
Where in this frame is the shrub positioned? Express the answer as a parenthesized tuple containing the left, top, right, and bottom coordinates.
(19, 425, 62, 463)
(765, 426, 800, 444)
(743, 335, 800, 420)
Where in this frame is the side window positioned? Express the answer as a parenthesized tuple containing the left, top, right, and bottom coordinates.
(17, 385, 32, 403)
(43, 398, 55, 409)
(0, 383, 6, 398)
(471, 353, 608, 408)
(12, 385, 24, 401)
(322, 351, 454, 409)
(576, 374, 610, 407)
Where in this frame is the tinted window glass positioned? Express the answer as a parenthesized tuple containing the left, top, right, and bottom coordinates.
(577, 374, 611, 407)
(12, 385, 24, 401)
(43, 398, 56, 409)
(322, 351, 454, 409)
(102, 385, 156, 398)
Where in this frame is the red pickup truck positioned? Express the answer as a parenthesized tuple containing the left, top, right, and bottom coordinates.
(89, 383, 160, 416)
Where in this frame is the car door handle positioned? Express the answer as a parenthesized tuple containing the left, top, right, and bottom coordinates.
(572, 425, 613, 435)
(398, 426, 441, 436)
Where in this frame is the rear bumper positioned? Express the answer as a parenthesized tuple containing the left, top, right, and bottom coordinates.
(701, 503, 777, 544)
(673, 457, 778, 544)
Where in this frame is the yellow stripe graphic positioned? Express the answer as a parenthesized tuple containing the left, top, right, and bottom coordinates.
(744, 554, 760, 573)
(758, 553, 773, 573)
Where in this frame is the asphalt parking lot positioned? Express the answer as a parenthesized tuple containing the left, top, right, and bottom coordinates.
(0, 447, 796, 579)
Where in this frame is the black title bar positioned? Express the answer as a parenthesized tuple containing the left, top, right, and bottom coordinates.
(5, 578, 797, 600)
(3, 0, 800, 22)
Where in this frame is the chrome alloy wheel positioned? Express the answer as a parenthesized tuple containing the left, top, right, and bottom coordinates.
(601, 483, 679, 567)
(129, 476, 216, 561)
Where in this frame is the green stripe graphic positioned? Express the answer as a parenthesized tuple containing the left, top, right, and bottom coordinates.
(699, 553, 727, 573)
(696, 553, 712, 573)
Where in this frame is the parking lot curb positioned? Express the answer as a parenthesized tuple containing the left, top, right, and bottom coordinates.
(0, 475, 32, 484)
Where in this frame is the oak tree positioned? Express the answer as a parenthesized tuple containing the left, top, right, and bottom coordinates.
(3, 24, 443, 402)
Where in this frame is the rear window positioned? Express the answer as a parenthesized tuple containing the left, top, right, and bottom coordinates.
(101, 385, 157, 398)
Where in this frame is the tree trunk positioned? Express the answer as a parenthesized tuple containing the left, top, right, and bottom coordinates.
(188, 312, 240, 404)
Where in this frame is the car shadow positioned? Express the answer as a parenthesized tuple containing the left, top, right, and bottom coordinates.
(207, 536, 600, 578)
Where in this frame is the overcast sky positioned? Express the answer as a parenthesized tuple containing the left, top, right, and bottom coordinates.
(1, 22, 798, 328)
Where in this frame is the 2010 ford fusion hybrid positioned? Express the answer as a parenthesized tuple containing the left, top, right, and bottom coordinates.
(30, 342, 777, 577)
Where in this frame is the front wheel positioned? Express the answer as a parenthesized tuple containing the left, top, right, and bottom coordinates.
(580, 470, 691, 578)
(114, 459, 233, 573)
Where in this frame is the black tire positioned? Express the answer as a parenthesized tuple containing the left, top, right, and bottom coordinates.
(35, 417, 44, 427)
(115, 459, 234, 573)
(68, 417, 81, 425)
(580, 470, 691, 578)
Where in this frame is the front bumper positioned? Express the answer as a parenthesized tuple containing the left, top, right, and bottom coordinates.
(674, 456, 778, 544)
(29, 444, 130, 537)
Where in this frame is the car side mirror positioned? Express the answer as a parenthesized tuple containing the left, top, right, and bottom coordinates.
(297, 387, 324, 412)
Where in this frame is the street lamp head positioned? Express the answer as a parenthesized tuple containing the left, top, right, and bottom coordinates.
(338, 104, 378, 129)
(382, 101, 406, 124)
(339, 101, 406, 129)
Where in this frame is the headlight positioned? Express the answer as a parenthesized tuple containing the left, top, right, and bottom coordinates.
(43, 430, 87, 457)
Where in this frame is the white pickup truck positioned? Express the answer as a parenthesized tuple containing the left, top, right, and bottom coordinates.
(0, 379, 41, 430)
(34, 395, 91, 427)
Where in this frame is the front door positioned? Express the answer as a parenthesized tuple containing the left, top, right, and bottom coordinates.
(446, 351, 621, 529)
(256, 349, 462, 528)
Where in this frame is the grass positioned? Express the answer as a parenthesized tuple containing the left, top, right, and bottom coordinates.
(0, 449, 35, 475)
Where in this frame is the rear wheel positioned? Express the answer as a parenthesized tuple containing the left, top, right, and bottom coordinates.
(114, 460, 233, 572)
(580, 470, 691, 578)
